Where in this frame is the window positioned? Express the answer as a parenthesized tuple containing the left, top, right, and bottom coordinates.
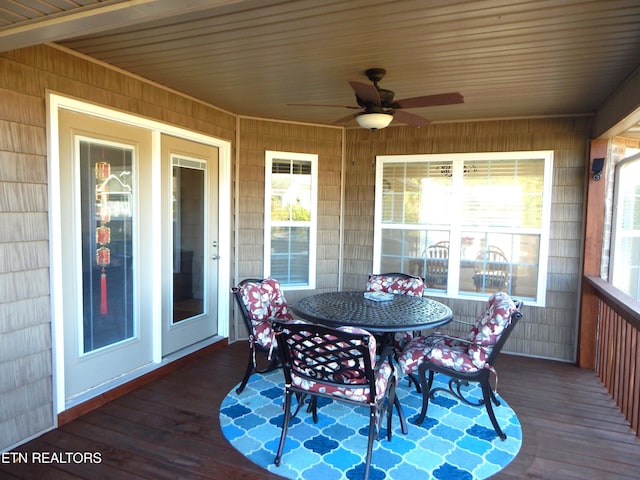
(610, 154, 640, 300)
(374, 151, 553, 305)
(264, 151, 317, 288)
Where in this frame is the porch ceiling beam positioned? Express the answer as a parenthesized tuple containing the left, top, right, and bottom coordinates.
(0, 0, 243, 54)
(592, 65, 640, 139)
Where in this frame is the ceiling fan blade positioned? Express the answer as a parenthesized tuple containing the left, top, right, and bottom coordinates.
(392, 110, 431, 127)
(395, 92, 464, 109)
(332, 113, 359, 125)
(349, 81, 381, 105)
(287, 103, 360, 109)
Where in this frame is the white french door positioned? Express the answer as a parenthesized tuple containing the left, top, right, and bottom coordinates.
(51, 96, 231, 411)
(161, 135, 219, 355)
(58, 109, 156, 401)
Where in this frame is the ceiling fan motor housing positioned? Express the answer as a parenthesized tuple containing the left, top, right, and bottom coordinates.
(365, 68, 386, 84)
(355, 91, 394, 110)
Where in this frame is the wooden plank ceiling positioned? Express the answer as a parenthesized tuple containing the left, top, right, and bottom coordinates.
(2, 0, 640, 133)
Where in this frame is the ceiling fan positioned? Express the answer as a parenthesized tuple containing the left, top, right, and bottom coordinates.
(289, 68, 464, 129)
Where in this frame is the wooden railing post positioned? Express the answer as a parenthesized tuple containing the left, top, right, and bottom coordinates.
(578, 139, 608, 368)
(579, 281, 600, 368)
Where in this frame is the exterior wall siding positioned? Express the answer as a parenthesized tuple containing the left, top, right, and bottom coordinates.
(342, 118, 592, 362)
(0, 44, 236, 450)
(0, 54, 52, 450)
(234, 118, 343, 339)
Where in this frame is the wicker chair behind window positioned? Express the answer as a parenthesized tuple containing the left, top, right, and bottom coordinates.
(424, 241, 449, 289)
(472, 246, 511, 293)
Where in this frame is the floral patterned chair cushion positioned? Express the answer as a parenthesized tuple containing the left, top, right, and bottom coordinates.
(467, 291, 515, 347)
(366, 273, 425, 350)
(237, 278, 293, 349)
(398, 292, 518, 375)
(366, 273, 425, 297)
(280, 322, 395, 403)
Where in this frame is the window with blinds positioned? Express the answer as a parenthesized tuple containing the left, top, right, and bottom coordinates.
(374, 151, 553, 305)
(264, 151, 318, 289)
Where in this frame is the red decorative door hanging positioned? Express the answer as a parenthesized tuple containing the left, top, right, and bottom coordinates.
(96, 160, 111, 315)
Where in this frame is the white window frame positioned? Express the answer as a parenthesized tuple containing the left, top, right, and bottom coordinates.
(610, 152, 640, 300)
(264, 150, 318, 289)
(373, 151, 554, 306)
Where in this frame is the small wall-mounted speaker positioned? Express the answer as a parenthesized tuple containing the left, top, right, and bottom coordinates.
(592, 157, 605, 181)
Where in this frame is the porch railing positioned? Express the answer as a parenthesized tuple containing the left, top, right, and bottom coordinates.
(583, 275, 640, 437)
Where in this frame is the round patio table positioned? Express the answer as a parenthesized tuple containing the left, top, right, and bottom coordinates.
(293, 290, 453, 333)
(293, 291, 453, 435)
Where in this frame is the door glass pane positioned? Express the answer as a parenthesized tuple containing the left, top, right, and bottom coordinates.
(172, 160, 205, 322)
(80, 140, 134, 353)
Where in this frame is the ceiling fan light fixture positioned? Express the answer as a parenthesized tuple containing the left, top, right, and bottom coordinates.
(356, 113, 393, 130)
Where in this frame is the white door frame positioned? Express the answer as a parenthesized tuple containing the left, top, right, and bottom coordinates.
(47, 93, 231, 415)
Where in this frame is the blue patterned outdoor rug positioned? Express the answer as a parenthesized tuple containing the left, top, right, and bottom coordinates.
(220, 369, 521, 479)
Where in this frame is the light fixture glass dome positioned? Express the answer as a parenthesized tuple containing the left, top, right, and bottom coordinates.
(356, 113, 393, 130)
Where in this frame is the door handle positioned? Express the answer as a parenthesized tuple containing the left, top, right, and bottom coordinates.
(211, 254, 221, 260)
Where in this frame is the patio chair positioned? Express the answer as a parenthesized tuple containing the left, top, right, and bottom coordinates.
(231, 278, 293, 394)
(272, 319, 397, 480)
(365, 272, 425, 350)
(398, 292, 522, 439)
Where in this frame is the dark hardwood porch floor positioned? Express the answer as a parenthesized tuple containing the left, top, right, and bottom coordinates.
(2, 342, 640, 479)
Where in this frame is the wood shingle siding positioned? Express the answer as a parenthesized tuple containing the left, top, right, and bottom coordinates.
(0, 43, 236, 450)
(0, 49, 52, 449)
(343, 118, 592, 362)
(234, 117, 343, 339)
